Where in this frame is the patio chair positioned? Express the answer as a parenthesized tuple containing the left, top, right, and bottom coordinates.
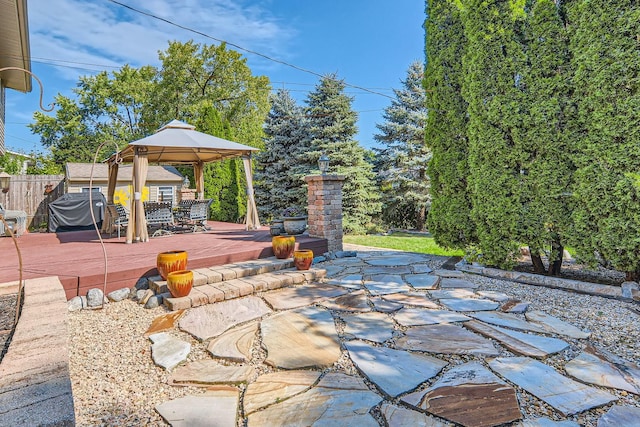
(144, 201, 174, 237)
(174, 199, 212, 233)
(113, 203, 129, 239)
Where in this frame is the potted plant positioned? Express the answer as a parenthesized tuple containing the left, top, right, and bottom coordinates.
(281, 206, 307, 235)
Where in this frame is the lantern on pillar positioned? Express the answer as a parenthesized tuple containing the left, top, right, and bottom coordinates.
(318, 154, 330, 175)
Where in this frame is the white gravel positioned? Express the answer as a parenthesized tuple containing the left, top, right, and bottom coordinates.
(67, 255, 640, 426)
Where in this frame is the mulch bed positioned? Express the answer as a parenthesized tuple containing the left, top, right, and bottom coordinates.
(0, 293, 19, 363)
(513, 258, 626, 287)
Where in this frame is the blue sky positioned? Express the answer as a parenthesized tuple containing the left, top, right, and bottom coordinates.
(5, 0, 425, 154)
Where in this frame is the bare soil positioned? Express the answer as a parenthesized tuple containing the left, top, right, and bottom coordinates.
(513, 258, 626, 286)
(0, 293, 19, 363)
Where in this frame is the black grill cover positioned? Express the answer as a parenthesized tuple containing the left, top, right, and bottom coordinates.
(48, 192, 106, 232)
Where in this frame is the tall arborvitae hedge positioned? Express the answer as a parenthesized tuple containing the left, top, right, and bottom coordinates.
(518, 0, 575, 274)
(567, 0, 640, 279)
(424, 0, 475, 249)
(425, 0, 639, 275)
(461, 0, 526, 268)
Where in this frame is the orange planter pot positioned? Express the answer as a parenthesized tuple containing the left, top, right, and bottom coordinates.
(157, 250, 188, 280)
(272, 235, 295, 259)
(166, 270, 193, 298)
(293, 249, 314, 270)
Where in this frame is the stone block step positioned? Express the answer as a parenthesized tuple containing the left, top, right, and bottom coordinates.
(146, 257, 326, 310)
(148, 257, 296, 294)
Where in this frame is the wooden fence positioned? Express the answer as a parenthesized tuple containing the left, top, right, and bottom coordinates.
(1, 175, 65, 230)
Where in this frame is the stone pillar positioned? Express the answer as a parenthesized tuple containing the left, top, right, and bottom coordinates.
(305, 174, 345, 253)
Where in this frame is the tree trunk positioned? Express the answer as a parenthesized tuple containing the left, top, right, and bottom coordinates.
(529, 246, 546, 274)
(548, 240, 563, 276)
(416, 206, 426, 231)
(625, 270, 640, 282)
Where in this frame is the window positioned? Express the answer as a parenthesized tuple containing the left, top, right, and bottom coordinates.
(81, 187, 101, 193)
(158, 186, 174, 203)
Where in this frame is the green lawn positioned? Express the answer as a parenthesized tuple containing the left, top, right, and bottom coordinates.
(343, 232, 464, 257)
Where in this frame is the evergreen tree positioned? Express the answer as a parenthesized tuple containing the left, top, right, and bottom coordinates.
(518, 0, 575, 274)
(374, 61, 430, 230)
(306, 75, 381, 234)
(424, 0, 474, 248)
(567, 0, 640, 279)
(461, 0, 527, 269)
(254, 89, 311, 221)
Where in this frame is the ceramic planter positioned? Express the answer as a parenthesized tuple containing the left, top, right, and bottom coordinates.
(166, 270, 193, 298)
(272, 235, 295, 259)
(157, 250, 188, 280)
(293, 249, 314, 270)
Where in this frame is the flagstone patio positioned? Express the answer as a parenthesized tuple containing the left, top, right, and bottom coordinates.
(129, 249, 640, 426)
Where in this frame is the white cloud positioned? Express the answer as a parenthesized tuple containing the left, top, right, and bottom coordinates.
(27, 0, 296, 81)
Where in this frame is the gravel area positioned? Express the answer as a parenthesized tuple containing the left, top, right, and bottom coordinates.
(62, 255, 640, 426)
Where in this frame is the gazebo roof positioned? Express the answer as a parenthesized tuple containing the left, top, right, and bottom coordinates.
(111, 120, 259, 164)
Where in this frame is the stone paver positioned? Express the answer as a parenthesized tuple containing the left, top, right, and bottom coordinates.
(144, 310, 184, 337)
(262, 283, 349, 310)
(404, 362, 521, 427)
(370, 296, 404, 312)
(525, 310, 591, 339)
(381, 292, 440, 308)
(170, 360, 254, 386)
(345, 339, 447, 397)
(430, 288, 477, 299)
(261, 307, 341, 369)
(340, 311, 395, 343)
(439, 297, 500, 312)
(564, 349, 640, 394)
(597, 405, 640, 427)
(476, 290, 511, 302)
(325, 274, 363, 289)
(440, 277, 480, 288)
(365, 254, 426, 266)
(320, 290, 371, 312)
(405, 273, 440, 289)
(470, 311, 548, 333)
(243, 370, 321, 415)
(380, 403, 448, 427)
(396, 324, 499, 356)
(412, 264, 433, 274)
(521, 418, 580, 426)
(178, 296, 271, 341)
(394, 307, 471, 326)
(364, 274, 412, 295)
(149, 332, 191, 371)
(156, 387, 239, 426)
(489, 357, 617, 416)
(363, 266, 412, 275)
(433, 269, 465, 278)
(465, 320, 569, 358)
(207, 321, 258, 362)
(246, 373, 381, 426)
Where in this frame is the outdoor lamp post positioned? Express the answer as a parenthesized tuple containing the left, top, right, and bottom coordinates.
(0, 171, 11, 193)
(318, 154, 330, 175)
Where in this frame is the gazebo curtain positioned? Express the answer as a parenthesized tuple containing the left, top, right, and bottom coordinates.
(101, 160, 121, 234)
(243, 156, 260, 230)
(127, 147, 149, 243)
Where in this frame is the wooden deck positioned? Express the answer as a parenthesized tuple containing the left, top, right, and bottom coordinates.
(0, 222, 327, 300)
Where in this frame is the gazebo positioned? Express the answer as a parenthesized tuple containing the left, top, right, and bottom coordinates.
(106, 120, 260, 244)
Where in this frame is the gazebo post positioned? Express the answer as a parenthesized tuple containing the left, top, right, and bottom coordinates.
(194, 161, 205, 200)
